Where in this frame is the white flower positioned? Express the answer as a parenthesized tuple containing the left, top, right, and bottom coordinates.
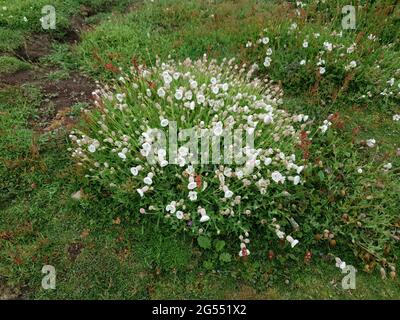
(222, 83, 229, 91)
(366, 139, 376, 148)
(319, 67, 326, 74)
(246, 41, 252, 48)
(166, 202, 176, 214)
(264, 157, 272, 166)
(213, 121, 223, 136)
(293, 175, 301, 185)
(383, 163, 392, 170)
(290, 22, 298, 30)
(224, 189, 233, 198)
(271, 171, 285, 183)
(130, 165, 142, 176)
(262, 37, 269, 44)
(323, 41, 333, 51)
(160, 159, 168, 167)
(175, 89, 183, 100)
(144, 176, 153, 185)
(190, 80, 198, 89)
(349, 60, 357, 68)
(137, 188, 144, 197)
(276, 230, 285, 239)
(188, 191, 197, 201)
(197, 207, 210, 222)
(357, 168, 363, 174)
(302, 40, 308, 48)
(296, 165, 304, 174)
(178, 146, 189, 157)
(393, 114, 400, 121)
(286, 235, 299, 248)
(160, 118, 169, 127)
(387, 78, 395, 86)
(158, 148, 167, 158)
(335, 257, 346, 270)
(88, 144, 96, 153)
(197, 93, 205, 104)
(300, 59, 306, 65)
(200, 215, 210, 223)
(266, 48, 273, 56)
(188, 181, 197, 190)
(157, 88, 166, 98)
(176, 211, 184, 220)
(162, 72, 172, 84)
(263, 57, 272, 67)
(184, 90, 193, 100)
(118, 152, 127, 160)
(116, 93, 125, 102)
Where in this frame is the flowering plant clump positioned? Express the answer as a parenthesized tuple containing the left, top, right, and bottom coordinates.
(69, 55, 316, 255)
(69, 55, 399, 268)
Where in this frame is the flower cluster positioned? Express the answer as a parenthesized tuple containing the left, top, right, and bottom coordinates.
(69, 55, 327, 257)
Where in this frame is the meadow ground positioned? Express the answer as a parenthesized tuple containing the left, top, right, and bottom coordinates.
(0, 0, 399, 299)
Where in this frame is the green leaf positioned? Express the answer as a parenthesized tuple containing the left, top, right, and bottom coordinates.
(197, 235, 211, 249)
(219, 252, 232, 263)
(214, 240, 225, 252)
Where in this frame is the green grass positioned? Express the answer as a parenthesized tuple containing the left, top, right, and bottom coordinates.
(0, 28, 25, 52)
(76, 0, 274, 79)
(0, 56, 30, 74)
(1, 0, 399, 300)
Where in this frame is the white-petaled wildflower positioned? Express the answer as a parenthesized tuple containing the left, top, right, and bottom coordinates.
(188, 191, 197, 201)
(160, 118, 169, 127)
(271, 171, 285, 184)
(166, 201, 177, 214)
(302, 40, 308, 48)
(335, 257, 346, 270)
(88, 144, 96, 153)
(198, 207, 210, 223)
(157, 87, 166, 98)
(319, 119, 332, 133)
(366, 139, 376, 148)
(118, 152, 127, 160)
(176, 211, 184, 220)
(286, 235, 299, 248)
(263, 57, 272, 67)
(276, 229, 285, 239)
(393, 114, 400, 121)
(319, 67, 326, 75)
(130, 165, 142, 176)
(383, 163, 392, 170)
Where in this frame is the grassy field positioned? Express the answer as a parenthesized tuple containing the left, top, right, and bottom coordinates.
(0, 0, 399, 299)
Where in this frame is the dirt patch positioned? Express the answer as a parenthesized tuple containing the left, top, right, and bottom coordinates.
(0, 69, 35, 86)
(37, 73, 95, 131)
(16, 34, 52, 62)
(0, 278, 25, 300)
(42, 73, 95, 111)
(68, 242, 85, 261)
